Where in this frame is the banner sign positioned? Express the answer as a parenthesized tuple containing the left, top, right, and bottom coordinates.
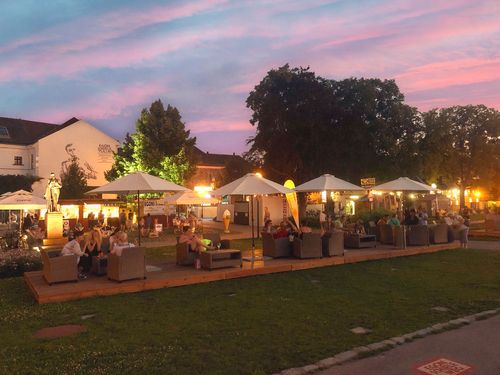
(360, 177, 376, 188)
(143, 199, 166, 215)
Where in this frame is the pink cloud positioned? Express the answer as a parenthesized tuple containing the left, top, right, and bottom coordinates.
(189, 118, 252, 132)
(34, 82, 167, 123)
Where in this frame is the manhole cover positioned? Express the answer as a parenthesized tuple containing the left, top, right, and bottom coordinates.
(415, 358, 472, 375)
(34, 325, 87, 339)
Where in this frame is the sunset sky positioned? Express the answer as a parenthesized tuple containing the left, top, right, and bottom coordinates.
(1, 0, 499, 154)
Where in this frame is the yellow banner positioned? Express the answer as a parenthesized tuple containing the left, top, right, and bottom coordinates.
(284, 180, 300, 231)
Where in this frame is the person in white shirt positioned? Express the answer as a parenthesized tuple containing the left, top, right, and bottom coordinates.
(110, 232, 135, 256)
(61, 230, 88, 278)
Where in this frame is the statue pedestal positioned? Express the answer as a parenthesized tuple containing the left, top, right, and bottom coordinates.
(43, 212, 66, 247)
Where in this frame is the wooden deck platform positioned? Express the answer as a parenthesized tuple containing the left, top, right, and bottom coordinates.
(25, 242, 461, 304)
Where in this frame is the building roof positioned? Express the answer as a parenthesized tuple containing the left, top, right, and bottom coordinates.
(193, 146, 245, 167)
(0, 116, 80, 145)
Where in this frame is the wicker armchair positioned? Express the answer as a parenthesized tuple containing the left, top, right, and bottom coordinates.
(107, 247, 146, 282)
(325, 230, 344, 256)
(293, 233, 322, 259)
(176, 242, 196, 265)
(41, 251, 78, 285)
(378, 224, 395, 245)
(406, 225, 430, 246)
(429, 224, 449, 244)
(262, 232, 291, 258)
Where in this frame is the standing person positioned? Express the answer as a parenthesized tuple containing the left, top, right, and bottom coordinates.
(126, 211, 133, 230)
(60, 230, 89, 279)
(145, 213, 153, 235)
(319, 210, 327, 231)
(119, 209, 127, 231)
(97, 210, 105, 226)
(404, 209, 419, 225)
(263, 206, 270, 222)
(418, 207, 428, 225)
(22, 213, 33, 231)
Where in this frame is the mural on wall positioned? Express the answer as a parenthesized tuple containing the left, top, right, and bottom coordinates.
(61, 143, 98, 180)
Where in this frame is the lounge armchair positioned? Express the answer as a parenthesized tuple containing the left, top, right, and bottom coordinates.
(107, 247, 146, 282)
(262, 232, 291, 258)
(448, 226, 469, 244)
(203, 233, 231, 249)
(41, 251, 78, 285)
(378, 224, 395, 245)
(325, 230, 344, 256)
(293, 233, 322, 259)
(485, 217, 500, 231)
(429, 224, 448, 244)
(406, 225, 430, 246)
(176, 242, 196, 266)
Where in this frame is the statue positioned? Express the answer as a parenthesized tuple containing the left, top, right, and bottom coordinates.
(44, 172, 62, 212)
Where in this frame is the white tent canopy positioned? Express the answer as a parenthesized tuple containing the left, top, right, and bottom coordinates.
(212, 173, 293, 196)
(0, 190, 46, 210)
(86, 171, 188, 195)
(166, 191, 219, 205)
(294, 174, 363, 192)
(371, 177, 435, 192)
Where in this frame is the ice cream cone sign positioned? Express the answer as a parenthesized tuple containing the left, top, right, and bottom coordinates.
(223, 209, 231, 233)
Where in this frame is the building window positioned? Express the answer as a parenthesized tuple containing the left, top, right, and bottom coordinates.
(14, 156, 23, 165)
(0, 126, 9, 139)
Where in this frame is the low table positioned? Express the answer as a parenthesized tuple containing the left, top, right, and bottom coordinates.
(345, 234, 377, 249)
(200, 249, 242, 270)
(91, 256, 108, 276)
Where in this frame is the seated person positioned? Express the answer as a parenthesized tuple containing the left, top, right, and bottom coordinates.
(334, 215, 345, 230)
(273, 221, 290, 239)
(178, 226, 214, 253)
(377, 214, 389, 225)
(417, 207, 428, 225)
(110, 232, 135, 256)
(387, 213, 400, 226)
(263, 219, 274, 234)
(404, 209, 419, 225)
(83, 229, 102, 258)
(354, 219, 366, 235)
(61, 230, 89, 278)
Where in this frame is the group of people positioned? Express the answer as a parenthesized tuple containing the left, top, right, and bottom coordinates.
(61, 226, 135, 279)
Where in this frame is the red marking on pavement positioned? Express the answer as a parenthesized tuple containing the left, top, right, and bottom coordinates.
(415, 358, 473, 375)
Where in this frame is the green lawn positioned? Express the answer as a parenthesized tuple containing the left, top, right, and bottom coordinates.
(1, 248, 499, 375)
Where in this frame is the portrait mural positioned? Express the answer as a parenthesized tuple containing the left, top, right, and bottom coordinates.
(61, 143, 98, 180)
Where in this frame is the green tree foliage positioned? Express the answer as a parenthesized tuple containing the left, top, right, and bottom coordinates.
(106, 100, 197, 184)
(246, 64, 420, 185)
(420, 105, 500, 208)
(0, 175, 42, 195)
(60, 156, 88, 199)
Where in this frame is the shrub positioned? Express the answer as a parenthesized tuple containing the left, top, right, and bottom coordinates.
(354, 208, 392, 224)
(0, 249, 42, 278)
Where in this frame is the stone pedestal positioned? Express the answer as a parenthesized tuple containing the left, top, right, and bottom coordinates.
(44, 212, 64, 247)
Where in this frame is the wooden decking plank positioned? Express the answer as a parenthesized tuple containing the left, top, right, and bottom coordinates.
(24, 242, 462, 304)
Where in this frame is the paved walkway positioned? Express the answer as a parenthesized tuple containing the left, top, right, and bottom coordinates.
(318, 314, 500, 375)
(468, 240, 500, 251)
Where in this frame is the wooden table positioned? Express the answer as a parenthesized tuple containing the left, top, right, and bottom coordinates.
(199, 249, 242, 270)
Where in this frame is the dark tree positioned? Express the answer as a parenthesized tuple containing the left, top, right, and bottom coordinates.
(60, 156, 88, 199)
(246, 64, 335, 183)
(0, 175, 42, 195)
(420, 105, 500, 208)
(221, 156, 253, 185)
(246, 65, 420, 185)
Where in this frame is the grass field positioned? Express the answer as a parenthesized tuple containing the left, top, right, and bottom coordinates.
(1, 248, 499, 375)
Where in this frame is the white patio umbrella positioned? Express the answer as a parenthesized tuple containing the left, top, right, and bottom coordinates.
(371, 177, 435, 212)
(371, 177, 434, 192)
(0, 190, 46, 210)
(212, 173, 293, 260)
(294, 174, 364, 192)
(166, 190, 219, 205)
(86, 171, 188, 245)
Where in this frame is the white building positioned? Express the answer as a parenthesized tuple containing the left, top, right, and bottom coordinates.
(0, 116, 119, 197)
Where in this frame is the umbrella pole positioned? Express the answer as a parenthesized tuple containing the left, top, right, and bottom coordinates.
(251, 196, 255, 254)
(137, 191, 141, 246)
